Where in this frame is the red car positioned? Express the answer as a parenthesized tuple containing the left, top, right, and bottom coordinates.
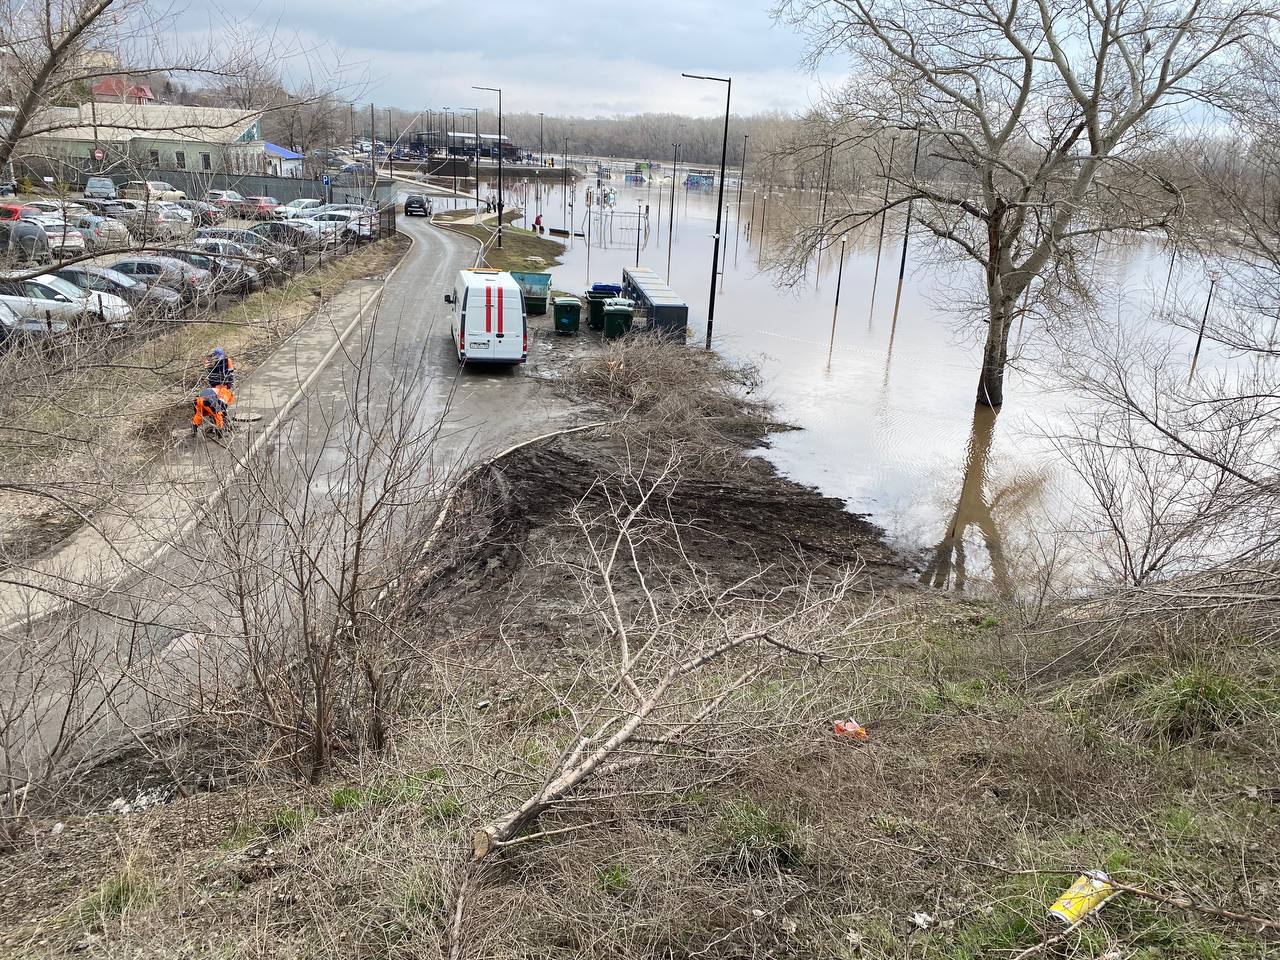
(0, 202, 29, 221)
(246, 196, 279, 219)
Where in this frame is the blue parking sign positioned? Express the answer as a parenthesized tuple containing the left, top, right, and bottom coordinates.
(322, 174, 331, 186)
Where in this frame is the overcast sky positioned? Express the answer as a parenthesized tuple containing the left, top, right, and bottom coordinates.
(204, 0, 839, 116)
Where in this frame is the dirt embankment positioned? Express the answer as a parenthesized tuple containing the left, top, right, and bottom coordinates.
(3, 338, 1278, 960)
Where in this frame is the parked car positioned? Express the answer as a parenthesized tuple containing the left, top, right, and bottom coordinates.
(27, 215, 86, 258)
(55, 263, 182, 317)
(0, 220, 51, 264)
(84, 176, 118, 199)
(155, 200, 194, 223)
(0, 297, 68, 342)
(0, 272, 131, 326)
(176, 199, 224, 226)
(290, 216, 343, 247)
(108, 255, 213, 305)
(274, 198, 323, 220)
(341, 162, 372, 174)
(204, 190, 251, 217)
(119, 201, 189, 241)
(77, 197, 130, 220)
(0, 203, 35, 221)
(70, 214, 131, 251)
(192, 237, 280, 284)
(23, 199, 91, 220)
(165, 247, 257, 295)
(196, 227, 298, 270)
(404, 193, 431, 216)
(307, 209, 373, 240)
(121, 180, 186, 201)
(250, 220, 321, 251)
(244, 196, 279, 219)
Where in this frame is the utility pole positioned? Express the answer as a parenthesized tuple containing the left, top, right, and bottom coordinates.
(867, 136, 898, 328)
(563, 135, 569, 227)
(474, 86, 503, 248)
(667, 142, 679, 279)
(888, 127, 924, 336)
(734, 133, 747, 259)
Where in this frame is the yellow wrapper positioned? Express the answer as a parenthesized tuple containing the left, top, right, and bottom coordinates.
(1049, 871, 1114, 924)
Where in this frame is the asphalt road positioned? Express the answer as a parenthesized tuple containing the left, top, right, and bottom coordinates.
(6, 211, 577, 776)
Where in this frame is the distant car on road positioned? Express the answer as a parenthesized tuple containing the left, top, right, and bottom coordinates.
(404, 193, 431, 216)
(83, 176, 118, 199)
(121, 180, 186, 201)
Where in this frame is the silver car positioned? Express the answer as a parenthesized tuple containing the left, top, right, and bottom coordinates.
(72, 214, 131, 250)
(28, 216, 86, 258)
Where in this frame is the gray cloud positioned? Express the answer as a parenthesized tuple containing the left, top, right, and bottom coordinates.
(194, 0, 832, 114)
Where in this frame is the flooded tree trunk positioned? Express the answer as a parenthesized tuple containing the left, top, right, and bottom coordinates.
(977, 310, 1012, 408)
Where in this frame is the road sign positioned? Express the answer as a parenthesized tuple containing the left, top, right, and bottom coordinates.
(322, 174, 331, 186)
(92, 147, 104, 161)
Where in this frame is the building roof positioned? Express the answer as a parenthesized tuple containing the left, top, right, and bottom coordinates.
(91, 77, 155, 102)
(32, 103, 262, 144)
(264, 142, 302, 160)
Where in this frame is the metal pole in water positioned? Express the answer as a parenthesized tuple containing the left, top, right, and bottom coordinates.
(748, 191, 756, 242)
(1188, 272, 1218, 383)
(667, 142, 679, 278)
(636, 200, 642, 267)
(1160, 244, 1177, 314)
(734, 133, 747, 261)
(867, 136, 898, 327)
(827, 237, 847, 365)
(888, 128, 923, 337)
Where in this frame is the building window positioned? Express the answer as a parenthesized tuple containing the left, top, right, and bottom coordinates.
(201, 152, 211, 171)
(175, 150, 186, 169)
(148, 149, 159, 167)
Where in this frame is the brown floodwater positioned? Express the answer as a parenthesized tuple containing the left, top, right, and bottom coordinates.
(434, 171, 1222, 594)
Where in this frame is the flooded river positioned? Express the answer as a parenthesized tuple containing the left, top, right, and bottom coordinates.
(434, 169, 1221, 594)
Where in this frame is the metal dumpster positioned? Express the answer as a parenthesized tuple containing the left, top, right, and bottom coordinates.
(510, 271, 552, 315)
(603, 299, 633, 340)
(553, 296, 581, 335)
(585, 290, 608, 331)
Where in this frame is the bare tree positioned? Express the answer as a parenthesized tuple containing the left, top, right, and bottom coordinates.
(775, 0, 1272, 407)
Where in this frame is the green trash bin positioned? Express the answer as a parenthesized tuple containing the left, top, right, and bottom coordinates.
(586, 291, 607, 331)
(603, 300, 633, 341)
(553, 296, 581, 335)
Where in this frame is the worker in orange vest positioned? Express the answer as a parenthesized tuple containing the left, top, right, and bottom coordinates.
(192, 385, 234, 435)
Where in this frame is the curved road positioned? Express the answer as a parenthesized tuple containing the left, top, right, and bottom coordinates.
(8, 213, 577, 769)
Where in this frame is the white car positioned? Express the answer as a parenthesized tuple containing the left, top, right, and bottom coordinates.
(275, 198, 324, 220)
(292, 216, 346, 246)
(155, 200, 194, 223)
(122, 180, 186, 201)
(28, 216, 86, 258)
(0, 297, 69, 339)
(23, 199, 91, 220)
(0, 272, 131, 325)
(305, 209, 373, 239)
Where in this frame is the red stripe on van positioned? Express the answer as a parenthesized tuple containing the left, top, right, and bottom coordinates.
(485, 286, 493, 333)
(497, 288, 504, 335)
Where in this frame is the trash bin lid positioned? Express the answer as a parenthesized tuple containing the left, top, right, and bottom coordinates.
(554, 296, 579, 305)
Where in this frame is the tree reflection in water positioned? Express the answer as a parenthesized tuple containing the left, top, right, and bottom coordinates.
(919, 404, 1014, 595)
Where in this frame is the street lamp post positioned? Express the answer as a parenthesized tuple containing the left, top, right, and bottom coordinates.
(735, 133, 748, 258)
(667, 142, 679, 279)
(562, 135, 570, 227)
(456, 106, 480, 221)
(635, 200, 643, 267)
(473, 86, 504, 248)
(441, 108, 458, 198)
(538, 112, 544, 166)
(682, 72, 731, 350)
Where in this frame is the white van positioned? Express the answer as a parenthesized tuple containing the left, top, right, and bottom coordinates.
(445, 269, 527, 365)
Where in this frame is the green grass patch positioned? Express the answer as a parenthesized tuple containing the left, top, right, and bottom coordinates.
(713, 798, 802, 873)
(78, 863, 154, 927)
(597, 863, 632, 894)
(442, 221, 565, 274)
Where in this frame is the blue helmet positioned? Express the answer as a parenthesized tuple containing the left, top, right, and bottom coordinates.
(211, 347, 225, 358)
